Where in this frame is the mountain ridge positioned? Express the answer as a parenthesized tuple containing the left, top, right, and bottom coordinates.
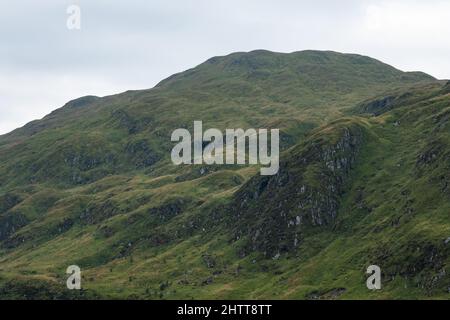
(1, 50, 436, 139)
(0, 50, 448, 299)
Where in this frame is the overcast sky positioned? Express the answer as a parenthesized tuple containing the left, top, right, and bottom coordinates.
(1, 0, 450, 134)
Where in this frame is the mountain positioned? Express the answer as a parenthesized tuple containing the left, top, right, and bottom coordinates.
(0, 50, 448, 299)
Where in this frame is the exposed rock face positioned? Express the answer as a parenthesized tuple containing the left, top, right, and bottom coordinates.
(0, 193, 27, 242)
(230, 123, 365, 257)
(0, 213, 28, 241)
(111, 109, 153, 135)
(147, 198, 191, 221)
(442, 80, 450, 94)
(125, 139, 160, 168)
(370, 239, 450, 295)
(358, 95, 397, 115)
(0, 193, 22, 214)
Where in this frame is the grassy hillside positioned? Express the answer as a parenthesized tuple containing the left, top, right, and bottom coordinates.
(0, 50, 448, 299)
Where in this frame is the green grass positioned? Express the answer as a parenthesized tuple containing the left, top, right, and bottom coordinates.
(0, 50, 448, 299)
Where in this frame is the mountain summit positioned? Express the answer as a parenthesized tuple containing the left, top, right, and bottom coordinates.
(0, 50, 448, 299)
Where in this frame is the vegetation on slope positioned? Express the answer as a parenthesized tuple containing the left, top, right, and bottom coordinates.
(0, 50, 448, 299)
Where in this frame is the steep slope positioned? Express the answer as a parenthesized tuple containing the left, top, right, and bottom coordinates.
(230, 118, 367, 258)
(0, 50, 433, 189)
(0, 50, 447, 299)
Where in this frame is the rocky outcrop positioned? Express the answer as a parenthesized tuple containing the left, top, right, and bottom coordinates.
(111, 109, 153, 135)
(0, 193, 22, 214)
(370, 239, 449, 295)
(357, 95, 398, 115)
(229, 122, 365, 257)
(125, 139, 160, 168)
(0, 212, 28, 241)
